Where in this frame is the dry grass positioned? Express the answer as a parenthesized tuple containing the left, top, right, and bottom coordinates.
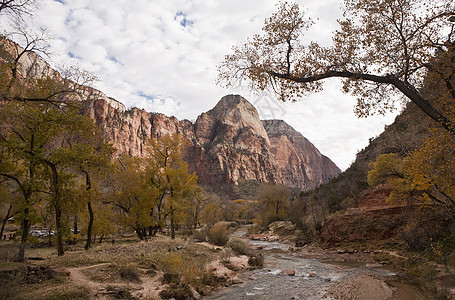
(0, 235, 221, 299)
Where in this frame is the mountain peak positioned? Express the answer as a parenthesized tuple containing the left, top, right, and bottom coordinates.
(206, 94, 269, 144)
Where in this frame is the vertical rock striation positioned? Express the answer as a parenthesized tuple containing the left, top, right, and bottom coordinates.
(262, 120, 341, 190)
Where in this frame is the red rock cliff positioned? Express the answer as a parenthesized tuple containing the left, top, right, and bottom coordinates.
(2, 37, 340, 190)
(83, 94, 340, 190)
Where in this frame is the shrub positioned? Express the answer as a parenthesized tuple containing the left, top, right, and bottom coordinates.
(220, 248, 233, 264)
(294, 223, 316, 247)
(227, 238, 250, 255)
(248, 253, 264, 268)
(208, 223, 229, 246)
(193, 229, 207, 242)
(160, 252, 185, 283)
(159, 284, 192, 300)
(118, 264, 141, 282)
(160, 252, 205, 287)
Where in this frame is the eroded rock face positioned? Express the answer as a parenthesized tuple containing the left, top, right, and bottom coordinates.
(192, 95, 280, 186)
(83, 94, 340, 190)
(263, 120, 341, 190)
(2, 37, 340, 191)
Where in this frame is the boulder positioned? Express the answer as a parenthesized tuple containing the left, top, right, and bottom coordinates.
(280, 269, 296, 276)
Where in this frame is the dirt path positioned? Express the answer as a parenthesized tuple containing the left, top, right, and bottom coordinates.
(68, 263, 166, 299)
(68, 263, 111, 298)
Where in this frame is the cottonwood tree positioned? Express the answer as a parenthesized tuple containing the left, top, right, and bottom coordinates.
(110, 155, 154, 240)
(70, 132, 113, 250)
(0, 183, 18, 239)
(255, 183, 291, 227)
(218, 0, 455, 133)
(145, 134, 199, 239)
(28, 103, 105, 256)
(0, 102, 48, 262)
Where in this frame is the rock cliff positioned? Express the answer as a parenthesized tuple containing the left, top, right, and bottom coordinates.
(263, 120, 341, 190)
(1, 37, 340, 191)
(83, 94, 340, 190)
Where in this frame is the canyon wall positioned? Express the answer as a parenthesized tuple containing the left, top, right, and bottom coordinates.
(83, 94, 341, 190)
(2, 37, 341, 191)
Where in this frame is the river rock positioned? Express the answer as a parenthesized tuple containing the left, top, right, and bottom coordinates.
(308, 272, 317, 277)
(281, 269, 296, 276)
(188, 285, 201, 300)
(230, 276, 244, 284)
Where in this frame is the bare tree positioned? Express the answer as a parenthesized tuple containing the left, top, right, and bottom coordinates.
(218, 1, 455, 134)
(0, 0, 37, 17)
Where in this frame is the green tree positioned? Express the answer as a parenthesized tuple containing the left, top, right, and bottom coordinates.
(218, 1, 455, 134)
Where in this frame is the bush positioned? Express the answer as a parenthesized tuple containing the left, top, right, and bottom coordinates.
(227, 238, 250, 255)
(160, 252, 185, 283)
(193, 229, 207, 242)
(118, 264, 141, 282)
(209, 223, 229, 246)
(159, 284, 192, 300)
(160, 252, 206, 287)
(248, 253, 264, 268)
(294, 223, 316, 247)
(220, 248, 233, 263)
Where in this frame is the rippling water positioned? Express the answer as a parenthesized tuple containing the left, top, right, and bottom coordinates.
(204, 230, 422, 300)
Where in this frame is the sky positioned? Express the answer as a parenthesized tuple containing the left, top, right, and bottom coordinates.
(1, 0, 401, 170)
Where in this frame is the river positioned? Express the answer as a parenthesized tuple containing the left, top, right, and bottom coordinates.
(204, 229, 425, 300)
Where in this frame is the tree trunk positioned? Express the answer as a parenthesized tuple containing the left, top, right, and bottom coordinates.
(85, 201, 94, 250)
(73, 215, 78, 234)
(170, 208, 175, 240)
(99, 234, 104, 243)
(55, 205, 64, 256)
(135, 228, 144, 240)
(0, 203, 13, 239)
(84, 171, 93, 250)
(17, 207, 30, 262)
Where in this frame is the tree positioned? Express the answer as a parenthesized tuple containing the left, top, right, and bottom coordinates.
(218, 1, 455, 134)
(33, 104, 106, 256)
(110, 155, 153, 240)
(69, 130, 113, 250)
(0, 182, 19, 239)
(255, 183, 291, 227)
(0, 0, 37, 17)
(144, 134, 199, 239)
(0, 102, 47, 261)
(200, 194, 224, 228)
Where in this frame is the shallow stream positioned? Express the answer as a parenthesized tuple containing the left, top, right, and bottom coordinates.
(204, 229, 424, 300)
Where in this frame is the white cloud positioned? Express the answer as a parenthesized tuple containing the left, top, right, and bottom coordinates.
(2, 0, 401, 171)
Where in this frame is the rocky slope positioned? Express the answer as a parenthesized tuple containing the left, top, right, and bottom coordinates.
(1, 37, 340, 192)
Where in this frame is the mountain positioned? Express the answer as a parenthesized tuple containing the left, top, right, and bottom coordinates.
(1, 36, 340, 193)
(83, 94, 341, 191)
(263, 120, 341, 190)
